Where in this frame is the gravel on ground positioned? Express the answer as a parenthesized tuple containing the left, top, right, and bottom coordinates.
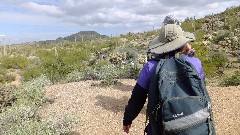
(38, 80, 240, 135)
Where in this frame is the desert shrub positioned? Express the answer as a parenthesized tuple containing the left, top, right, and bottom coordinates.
(84, 38, 118, 53)
(40, 58, 70, 83)
(143, 30, 158, 38)
(1, 118, 56, 135)
(95, 59, 111, 68)
(0, 55, 29, 69)
(87, 64, 121, 85)
(195, 30, 207, 42)
(21, 66, 44, 82)
(66, 63, 142, 84)
(121, 32, 139, 41)
(14, 75, 51, 106)
(65, 70, 85, 83)
(78, 68, 101, 81)
(119, 65, 141, 80)
(213, 31, 230, 43)
(191, 42, 227, 77)
(211, 52, 227, 68)
(0, 112, 79, 135)
(99, 64, 121, 85)
(221, 71, 240, 86)
(0, 69, 15, 83)
(65, 67, 104, 82)
(0, 75, 51, 134)
(202, 52, 227, 77)
(0, 85, 16, 113)
(37, 49, 87, 83)
(181, 21, 195, 32)
(42, 113, 79, 134)
(0, 75, 79, 134)
(113, 44, 138, 62)
(65, 64, 122, 85)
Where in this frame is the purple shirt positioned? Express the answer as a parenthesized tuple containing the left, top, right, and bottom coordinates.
(137, 57, 205, 90)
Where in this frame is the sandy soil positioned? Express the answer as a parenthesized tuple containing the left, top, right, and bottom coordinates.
(38, 79, 240, 135)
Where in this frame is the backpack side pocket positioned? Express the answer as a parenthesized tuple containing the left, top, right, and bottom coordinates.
(162, 96, 211, 134)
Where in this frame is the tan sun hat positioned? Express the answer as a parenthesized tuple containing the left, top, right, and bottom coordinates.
(148, 24, 195, 54)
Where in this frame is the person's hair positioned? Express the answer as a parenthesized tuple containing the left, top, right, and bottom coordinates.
(179, 43, 191, 54)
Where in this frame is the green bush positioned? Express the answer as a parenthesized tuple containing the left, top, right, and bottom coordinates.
(65, 70, 85, 83)
(213, 31, 230, 44)
(119, 65, 141, 80)
(1, 118, 56, 135)
(0, 75, 79, 134)
(37, 48, 90, 83)
(0, 55, 29, 69)
(0, 75, 50, 134)
(201, 52, 227, 77)
(41, 58, 74, 83)
(14, 75, 51, 106)
(113, 44, 139, 62)
(95, 59, 111, 68)
(0, 69, 15, 83)
(65, 64, 122, 85)
(191, 42, 227, 77)
(22, 66, 44, 82)
(65, 63, 142, 84)
(221, 71, 240, 86)
(195, 30, 207, 42)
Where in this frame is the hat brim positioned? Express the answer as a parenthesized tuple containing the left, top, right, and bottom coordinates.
(183, 32, 196, 42)
(148, 32, 195, 54)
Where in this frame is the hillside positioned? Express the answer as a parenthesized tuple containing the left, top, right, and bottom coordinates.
(11, 31, 109, 46)
(181, 5, 240, 77)
(56, 31, 108, 42)
(42, 31, 108, 45)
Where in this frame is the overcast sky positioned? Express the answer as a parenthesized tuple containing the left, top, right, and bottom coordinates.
(0, 0, 239, 44)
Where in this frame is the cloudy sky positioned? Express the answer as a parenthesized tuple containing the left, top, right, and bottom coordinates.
(0, 0, 239, 44)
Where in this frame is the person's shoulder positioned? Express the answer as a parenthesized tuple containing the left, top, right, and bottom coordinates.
(146, 60, 159, 67)
(142, 60, 158, 71)
(146, 60, 159, 65)
(185, 56, 202, 66)
(186, 56, 201, 61)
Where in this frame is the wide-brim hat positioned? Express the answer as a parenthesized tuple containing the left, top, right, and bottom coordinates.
(148, 24, 195, 54)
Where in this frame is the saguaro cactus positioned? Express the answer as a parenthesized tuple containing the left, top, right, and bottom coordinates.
(2, 37, 6, 56)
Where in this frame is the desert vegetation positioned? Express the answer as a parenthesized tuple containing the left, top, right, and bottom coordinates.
(0, 5, 239, 134)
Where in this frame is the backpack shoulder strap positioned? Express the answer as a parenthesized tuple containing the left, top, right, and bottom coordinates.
(175, 53, 188, 60)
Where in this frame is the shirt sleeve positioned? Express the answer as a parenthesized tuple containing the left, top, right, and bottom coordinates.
(137, 61, 158, 89)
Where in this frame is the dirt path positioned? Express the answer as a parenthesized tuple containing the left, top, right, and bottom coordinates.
(38, 80, 240, 135)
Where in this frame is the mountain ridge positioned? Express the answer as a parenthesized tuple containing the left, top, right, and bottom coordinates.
(14, 31, 109, 46)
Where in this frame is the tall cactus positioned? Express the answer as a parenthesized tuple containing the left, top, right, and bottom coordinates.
(3, 37, 6, 56)
(8, 39, 11, 55)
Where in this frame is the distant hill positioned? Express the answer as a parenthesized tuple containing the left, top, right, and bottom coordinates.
(17, 31, 109, 46)
(56, 31, 108, 42)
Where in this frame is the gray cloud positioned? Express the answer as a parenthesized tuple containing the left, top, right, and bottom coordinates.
(1, 0, 240, 44)
(13, 0, 240, 28)
(55, 0, 240, 28)
(21, 2, 65, 16)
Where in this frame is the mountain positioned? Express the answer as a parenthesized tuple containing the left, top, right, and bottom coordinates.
(34, 31, 109, 46)
(56, 31, 108, 42)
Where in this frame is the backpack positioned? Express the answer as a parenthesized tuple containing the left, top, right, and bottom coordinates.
(147, 54, 215, 135)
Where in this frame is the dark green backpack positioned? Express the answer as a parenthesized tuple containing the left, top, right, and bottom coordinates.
(147, 55, 215, 135)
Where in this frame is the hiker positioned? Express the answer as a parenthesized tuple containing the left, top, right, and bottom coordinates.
(123, 17, 209, 135)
